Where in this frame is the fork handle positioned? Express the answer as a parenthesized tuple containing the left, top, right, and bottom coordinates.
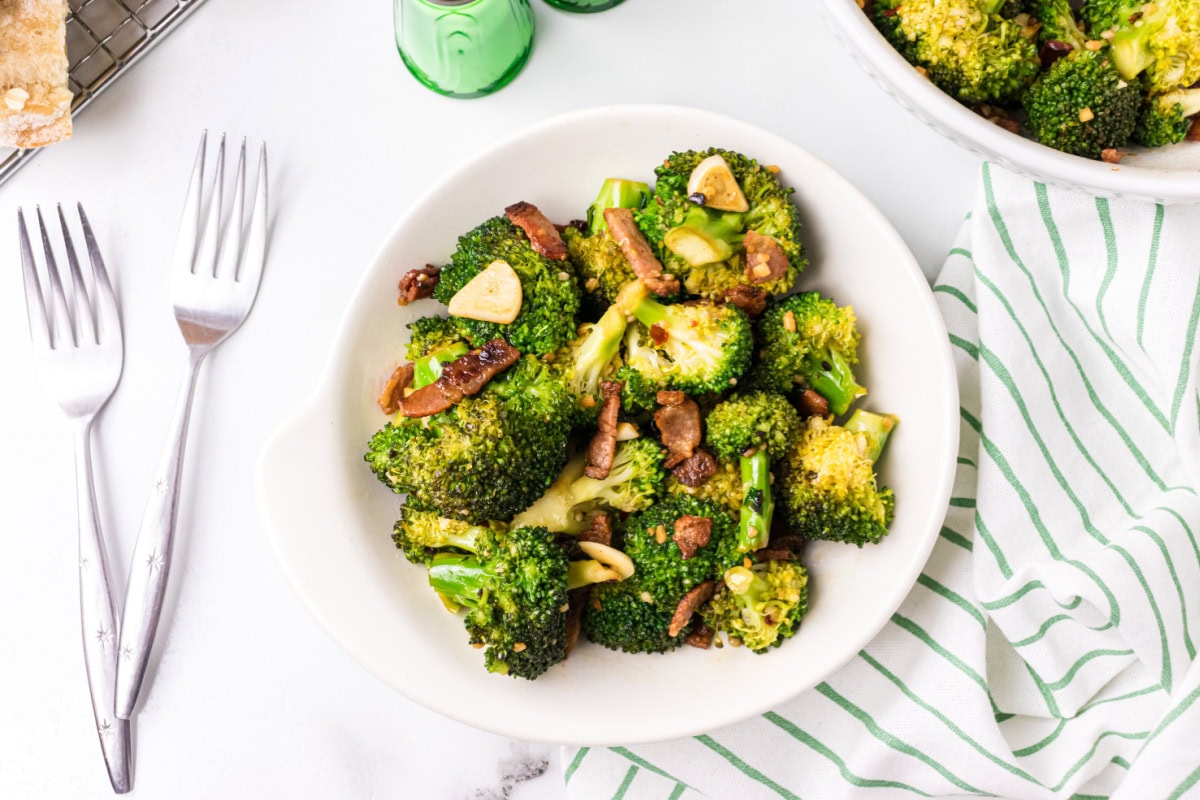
(115, 350, 204, 720)
(73, 421, 132, 793)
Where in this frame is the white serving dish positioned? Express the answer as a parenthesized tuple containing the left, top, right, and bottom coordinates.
(818, 0, 1200, 202)
(256, 104, 959, 744)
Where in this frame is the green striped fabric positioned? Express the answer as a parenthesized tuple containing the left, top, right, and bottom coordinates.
(562, 164, 1200, 799)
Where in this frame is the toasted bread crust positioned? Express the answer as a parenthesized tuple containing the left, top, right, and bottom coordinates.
(0, 0, 72, 149)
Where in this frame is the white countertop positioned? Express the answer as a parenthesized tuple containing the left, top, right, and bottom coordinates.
(0, 0, 981, 797)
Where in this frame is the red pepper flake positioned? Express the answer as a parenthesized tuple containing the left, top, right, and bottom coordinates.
(649, 324, 669, 345)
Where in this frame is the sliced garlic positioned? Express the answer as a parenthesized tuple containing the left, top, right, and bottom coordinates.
(578, 541, 636, 580)
(615, 422, 640, 441)
(687, 155, 749, 213)
(568, 559, 621, 590)
(447, 259, 523, 324)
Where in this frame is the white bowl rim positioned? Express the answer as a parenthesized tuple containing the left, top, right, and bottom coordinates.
(819, 0, 1200, 202)
(256, 103, 961, 744)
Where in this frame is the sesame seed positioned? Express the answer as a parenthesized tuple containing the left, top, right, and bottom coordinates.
(557, 271, 569, 281)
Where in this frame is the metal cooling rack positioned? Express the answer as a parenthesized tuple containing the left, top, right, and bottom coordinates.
(0, 0, 208, 188)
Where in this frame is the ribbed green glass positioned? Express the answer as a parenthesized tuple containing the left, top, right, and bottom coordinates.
(395, 0, 535, 98)
(543, 0, 626, 10)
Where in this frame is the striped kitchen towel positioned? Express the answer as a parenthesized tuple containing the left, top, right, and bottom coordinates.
(562, 163, 1200, 799)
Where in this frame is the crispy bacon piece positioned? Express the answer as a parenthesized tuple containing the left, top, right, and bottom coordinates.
(719, 284, 768, 317)
(796, 388, 830, 418)
(656, 390, 686, 406)
(743, 230, 789, 284)
(585, 381, 623, 479)
(604, 207, 679, 296)
(673, 515, 713, 560)
(505, 201, 568, 260)
(655, 394, 702, 468)
(578, 511, 613, 547)
(671, 449, 717, 488)
(686, 623, 715, 649)
(668, 581, 715, 637)
(377, 363, 414, 415)
(565, 587, 590, 657)
(397, 265, 440, 305)
(398, 339, 519, 418)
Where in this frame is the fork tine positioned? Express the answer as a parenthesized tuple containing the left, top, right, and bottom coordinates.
(78, 204, 121, 346)
(17, 209, 51, 351)
(237, 142, 269, 289)
(172, 131, 208, 277)
(215, 137, 246, 280)
(57, 204, 97, 345)
(193, 133, 226, 277)
(37, 206, 75, 349)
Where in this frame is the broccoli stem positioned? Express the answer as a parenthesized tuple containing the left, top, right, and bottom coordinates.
(587, 178, 650, 235)
(571, 302, 628, 398)
(428, 553, 487, 608)
(738, 449, 773, 552)
(413, 343, 470, 389)
(617, 281, 668, 328)
(843, 410, 899, 462)
(804, 346, 866, 417)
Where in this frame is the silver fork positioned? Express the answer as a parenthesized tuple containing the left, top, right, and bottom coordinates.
(114, 132, 269, 719)
(19, 205, 132, 794)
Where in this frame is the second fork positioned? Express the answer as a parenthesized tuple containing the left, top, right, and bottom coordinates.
(114, 132, 269, 719)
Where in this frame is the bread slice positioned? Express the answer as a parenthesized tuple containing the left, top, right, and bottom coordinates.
(0, 0, 72, 149)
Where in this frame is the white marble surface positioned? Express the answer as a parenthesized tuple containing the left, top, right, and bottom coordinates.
(0, 0, 981, 797)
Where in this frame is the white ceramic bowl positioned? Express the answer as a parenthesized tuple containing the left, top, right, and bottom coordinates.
(256, 105, 959, 744)
(818, 0, 1200, 202)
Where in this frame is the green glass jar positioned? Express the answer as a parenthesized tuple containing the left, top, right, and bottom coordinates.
(395, 0, 535, 98)
(543, 0, 626, 10)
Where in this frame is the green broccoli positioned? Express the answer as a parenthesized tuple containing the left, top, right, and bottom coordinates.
(1133, 87, 1200, 146)
(1022, 50, 1141, 158)
(778, 411, 899, 547)
(749, 292, 865, 416)
(636, 148, 805, 299)
(551, 301, 628, 413)
(582, 580, 689, 654)
(703, 560, 809, 653)
(874, 0, 1041, 104)
(427, 525, 569, 679)
(615, 281, 752, 398)
(391, 504, 506, 566)
(433, 216, 581, 355)
(1084, 0, 1200, 91)
(560, 178, 651, 316)
(365, 356, 573, 523)
(1029, 0, 1088, 48)
(404, 315, 472, 389)
(586, 177, 650, 235)
(666, 459, 744, 516)
(706, 392, 803, 551)
(513, 438, 667, 533)
(622, 495, 741, 607)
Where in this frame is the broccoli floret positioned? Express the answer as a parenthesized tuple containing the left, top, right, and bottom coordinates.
(706, 392, 803, 552)
(616, 281, 752, 398)
(406, 315, 468, 361)
(636, 148, 805, 299)
(514, 439, 667, 533)
(551, 301, 628, 414)
(749, 292, 865, 416)
(1084, 0, 1200, 91)
(1022, 50, 1141, 158)
(391, 504, 507, 566)
(1029, 0, 1088, 48)
(875, 0, 1040, 104)
(433, 216, 581, 355)
(666, 459, 744, 515)
(1134, 87, 1200, 146)
(427, 525, 568, 679)
(563, 228, 637, 317)
(703, 561, 809, 653)
(582, 580, 689, 653)
(778, 412, 898, 547)
(365, 356, 572, 523)
(622, 495, 741, 607)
